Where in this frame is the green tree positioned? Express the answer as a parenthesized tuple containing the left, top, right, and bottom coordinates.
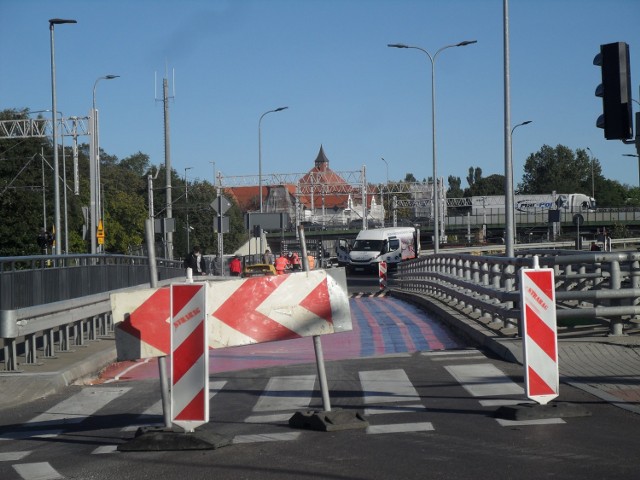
(446, 175, 463, 199)
(519, 145, 594, 195)
(404, 173, 417, 183)
(466, 167, 482, 188)
(465, 174, 505, 197)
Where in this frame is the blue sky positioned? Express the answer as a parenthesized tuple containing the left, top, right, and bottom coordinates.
(2, 0, 640, 194)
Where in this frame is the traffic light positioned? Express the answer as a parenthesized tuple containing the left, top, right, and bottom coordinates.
(594, 42, 633, 140)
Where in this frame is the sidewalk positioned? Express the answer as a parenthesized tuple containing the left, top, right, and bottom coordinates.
(2, 292, 640, 416)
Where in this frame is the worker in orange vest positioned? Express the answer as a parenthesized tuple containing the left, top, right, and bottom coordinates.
(229, 255, 242, 277)
(274, 253, 290, 275)
(307, 254, 315, 270)
(290, 251, 302, 271)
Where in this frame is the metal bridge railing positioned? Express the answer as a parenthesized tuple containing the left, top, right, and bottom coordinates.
(392, 249, 640, 337)
(0, 254, 185, 371)
(0, 254, 184, 310)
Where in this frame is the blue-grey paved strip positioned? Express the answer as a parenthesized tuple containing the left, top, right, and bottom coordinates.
(349, 298, 375, 357)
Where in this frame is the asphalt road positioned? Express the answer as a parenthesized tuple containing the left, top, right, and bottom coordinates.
(1, 274, 638, 479)
(1, 352, 639, 480)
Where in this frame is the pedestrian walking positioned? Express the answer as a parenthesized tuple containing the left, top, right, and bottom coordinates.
(262, 249, 275, 265)
(184, 245, 206, 275)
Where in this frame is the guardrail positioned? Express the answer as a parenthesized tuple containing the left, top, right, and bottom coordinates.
(0, 254, 185, 310)
(392, 249, 640, 337)
(0, 254, 185, 371)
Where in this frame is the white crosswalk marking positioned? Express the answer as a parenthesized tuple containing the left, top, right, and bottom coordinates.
(233, 432, 301, 443)
(359, 369, 421, 404)
(0, 451, 31, 462)
(445, 364, 525, 398)
(252, 375, 316, 412)
(445, 363, 565, 426)
(359, 369, 431, 434)
(425, 349, 488, 362)
(13, 462, 63, 480)
(1, 386, 131, 441)
(367, 422, 434, 434)
(30, 387, 131, 425)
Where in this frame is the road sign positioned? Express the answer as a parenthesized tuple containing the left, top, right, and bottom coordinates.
(211, 195, 231, 215)
(111, 269, 351, 360)
(170, 284, 208, 432)
(520, 264, 559, 405)
(96, 219, 105, 240)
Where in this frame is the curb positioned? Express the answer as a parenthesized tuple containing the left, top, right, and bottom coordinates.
(390, 289, 523, 364)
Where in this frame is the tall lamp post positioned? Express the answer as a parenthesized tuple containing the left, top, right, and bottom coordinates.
(388, 40, 477, 253)
(49, 18, 76, 255)
(381, 157, 389, 225)
(184, 167, 192, 253)
(510, 120, 532, 244)
(586, 147, 595, 199)
(91, 74, 119, 254)
(258, 106, 288, 212)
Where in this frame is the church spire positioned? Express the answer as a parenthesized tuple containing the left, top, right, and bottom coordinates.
(314, 145, 329, 171)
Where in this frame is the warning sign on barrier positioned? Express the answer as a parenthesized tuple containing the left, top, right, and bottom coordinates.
(111, 269, 351, 361)
(170, 284, 208, 431)
(520, 266, 559, 405)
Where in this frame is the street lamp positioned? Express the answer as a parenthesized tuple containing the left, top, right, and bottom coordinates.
(623, 154, 640, 187)
(185, 167, 192, 253)
(586, 147, 595, 199)
(49, 18, 76, 255)
(388, 40, 477, 253)
(510, 120, 532, 244)
(381, 157, 389, 225)
(258, 106, 288, 212)
(91, 74, 119, 254)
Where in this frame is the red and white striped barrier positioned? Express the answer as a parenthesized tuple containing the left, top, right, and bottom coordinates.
(378, 261, 387, 290)
(111, 269, 351, 361)
(520, 261, 559, 405)
(170, 284, 208, 432)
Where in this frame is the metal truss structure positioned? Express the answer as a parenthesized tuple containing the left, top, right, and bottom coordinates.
(0, 117, 90, 140)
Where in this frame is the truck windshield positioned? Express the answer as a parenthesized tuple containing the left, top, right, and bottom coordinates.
(352, 240, 383, 252)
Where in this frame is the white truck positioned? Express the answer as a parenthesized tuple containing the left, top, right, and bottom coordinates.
(470, 193, 596, 215)
(337, 227, 421, 273)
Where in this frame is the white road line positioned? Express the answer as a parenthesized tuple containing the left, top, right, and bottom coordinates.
(496, 418, 566, 426)
(232, 432, 301, 443)
(364, 404, 425, 415)
(1, 387, 131, 441)
(445, 364, 525, 398)
(92, 445, 119, 454)
(0, 451, 31, 462)
(244, 413, 292, 423)
(423, 349, 482, 357)
(429, 355, 487, 362)
(12, 462, 63, 480)
(366, 422, 434, 434)
(253, 375, 316, 412)
(29, 387, 132, 425)
(359, 369, 421, 404)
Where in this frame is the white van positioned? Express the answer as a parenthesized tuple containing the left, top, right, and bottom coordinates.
(337, 227, 420, 273)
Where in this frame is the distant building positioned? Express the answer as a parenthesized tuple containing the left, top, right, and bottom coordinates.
(225, 145, 383, 228)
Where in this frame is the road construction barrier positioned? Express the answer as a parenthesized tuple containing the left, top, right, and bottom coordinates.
(379, 261, 387, 290)
(520, 261, 559, 405)
(170, 284, 209, 431)
(110, 269, 351, 361)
